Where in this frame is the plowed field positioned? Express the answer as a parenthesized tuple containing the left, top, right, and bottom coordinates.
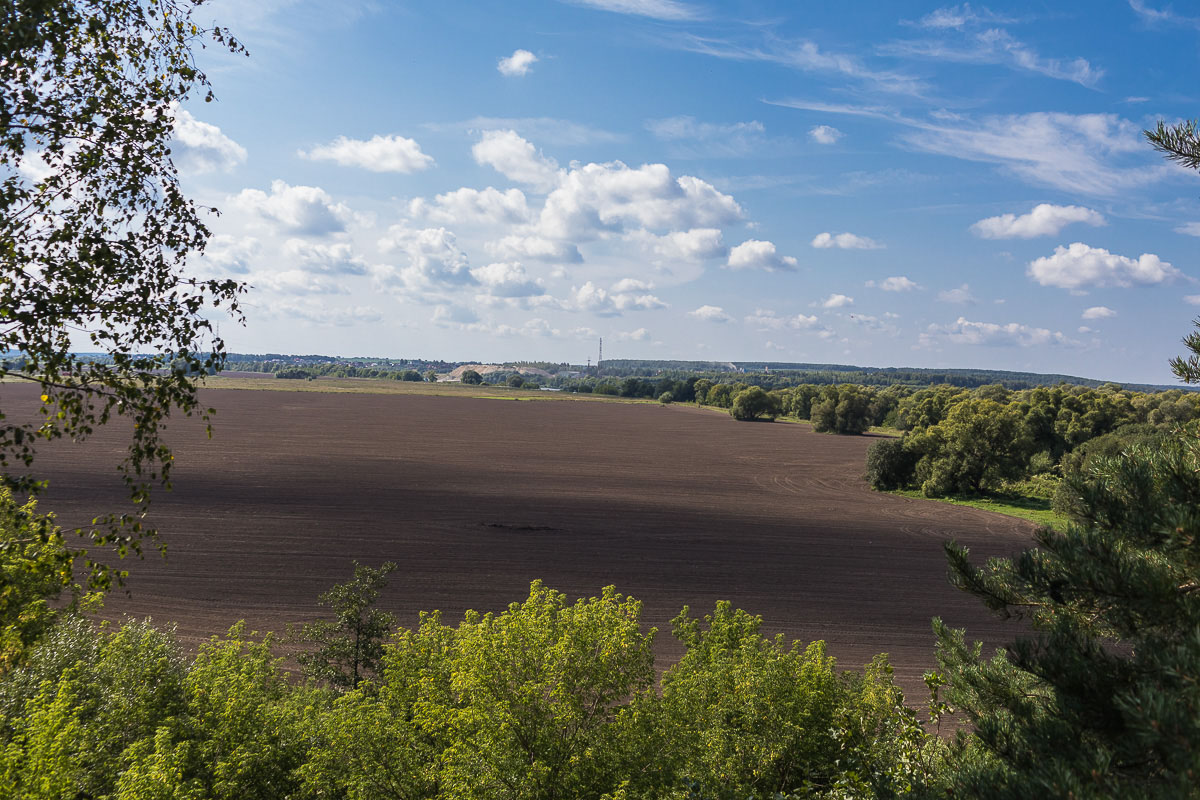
(10, 382, 1033, 698)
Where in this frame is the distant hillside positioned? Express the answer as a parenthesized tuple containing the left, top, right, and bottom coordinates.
(595, 359, 1191, 392)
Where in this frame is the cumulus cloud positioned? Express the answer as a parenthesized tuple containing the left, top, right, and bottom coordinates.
(811, 231, 884, 249)
(300, 134, 434, 173)
(923, 316, 1070, 347)
(937, 284, 976, 304)
(1081, 305, 1116, 319)
(616, 327, 651, 341)
(498, 49, 538, 77)
(487, 234, 583, 264)
(472, 130, 561, 193)
(432, 304, 481, 326)
(809, 125, 842, 144)
(569, 281, 666, 315)
(202, 235, 259, 275)
(971, 203, 1106, 239)
(172, 108, 246, 173)
(469, 262, 545, 297)
(538, 159, 743, 240)
(745, 309, 820, 331)
(611, 278, 655, 293)
(1027, 242, 1180, 290)
(377, 225, 474, 288)
(866, 275, 919, 291)
(627, 227, 726, 262)
(282, 239, 368, 275)
(727, 239, 798, 271)
(688, 304, 732, 322)
(232, 180, 354, 236)
(409, 186, 531, 225)
(821, 293, 853, 308)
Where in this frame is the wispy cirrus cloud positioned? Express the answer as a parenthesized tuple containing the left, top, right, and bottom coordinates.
(766, 100, 1170, 196)
(560, 0, 701, 21)
(670, 33, 926, 96)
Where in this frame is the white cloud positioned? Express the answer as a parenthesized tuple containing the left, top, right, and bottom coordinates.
(1176, 222, 1200, 237)
(611, 278, 655, 293)
(914, 5, 1017, 29)
(488, 234, 582, 264)
(569, 281, 665, 315)
(469, 262, 545, 297)
(282, 239, 368, 275)
(727, 239, 798, 271)
(377, 225, 474, 288)
(971, 203, 1106, 239)
(254, 270, 350, 296)
(300, 134, 434, 173)
(498, 49, 538, 77)
(434, 116, 623, 146)
(232, 180, 354, 236)
(885, 27, 1102, 87)
(539, 159, 743, 240)
(821, 293, 854, 308)
(1082, 305, 1116, 319)
(409, 186, 531, 225)
(272, 299, 382, 327)
(616, 327, 651, 341)
(472, 130, 561, 193)
(1185, 296, 1200, 306)
(937, 284, 976, 304)
(627, 228, 726, 261)
(809, 125, 842, 144)
(811, 231, 884, 249)
(866, 275, 919, 291)
(689, 305, 732, 322)
(202, 235, 259, 275)
(172, 108, 246, 173)
(1028, 242, 1181, 290)
(1078, 325, 1094, 334)
(432, 304, 480, 326)
(564, 0, 699, 20)
(902, 112, 1160, 196)
(923, 316, 1069, 347)
(745, 309, 820, 331)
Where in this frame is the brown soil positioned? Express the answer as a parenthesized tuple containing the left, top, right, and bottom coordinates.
(8, 383, 1033, 699)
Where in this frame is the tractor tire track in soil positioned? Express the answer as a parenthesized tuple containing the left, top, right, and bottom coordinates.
(10, 384, 1034, 698)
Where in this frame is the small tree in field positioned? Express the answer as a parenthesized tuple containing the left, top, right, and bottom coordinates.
(507, 374, 525, 388)
(291, 562, 397, 690)
(730, 386, 781, 421)
(460, 369, 483, 385)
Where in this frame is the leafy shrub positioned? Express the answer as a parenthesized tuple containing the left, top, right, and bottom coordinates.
(865, 438, 917, 490)
(731, 386, 781, 421)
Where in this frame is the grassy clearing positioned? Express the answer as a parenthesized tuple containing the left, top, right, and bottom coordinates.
(891, 489, 1067, 530)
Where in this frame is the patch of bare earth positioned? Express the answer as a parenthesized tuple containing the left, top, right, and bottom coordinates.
(8, 384, 1032, 699)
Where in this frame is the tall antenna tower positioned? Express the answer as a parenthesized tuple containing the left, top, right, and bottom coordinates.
(598, 337, 603, 373)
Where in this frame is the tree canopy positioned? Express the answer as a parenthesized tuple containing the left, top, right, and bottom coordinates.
(1, 0, 245, 588)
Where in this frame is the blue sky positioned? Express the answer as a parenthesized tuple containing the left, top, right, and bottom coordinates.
(173, 0, 1200, 383)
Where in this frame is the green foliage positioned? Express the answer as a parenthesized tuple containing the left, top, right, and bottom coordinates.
(291, 561, 397, 691)
(865, 438, 917, 491)
(0, 490, 87, 676)
(507, 374, 525, 388)
(306, 581, 657, 800)
(460, 369, 483, 385)
(810, 385, 876, 435)
(425, 369, 439, 382)
(659, 391, 673, 405)
(1, 0, 246, 585)
(933, 321, 1200, 796)
(730, 386, 781, 421)
(908, 398, 1031, 496)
